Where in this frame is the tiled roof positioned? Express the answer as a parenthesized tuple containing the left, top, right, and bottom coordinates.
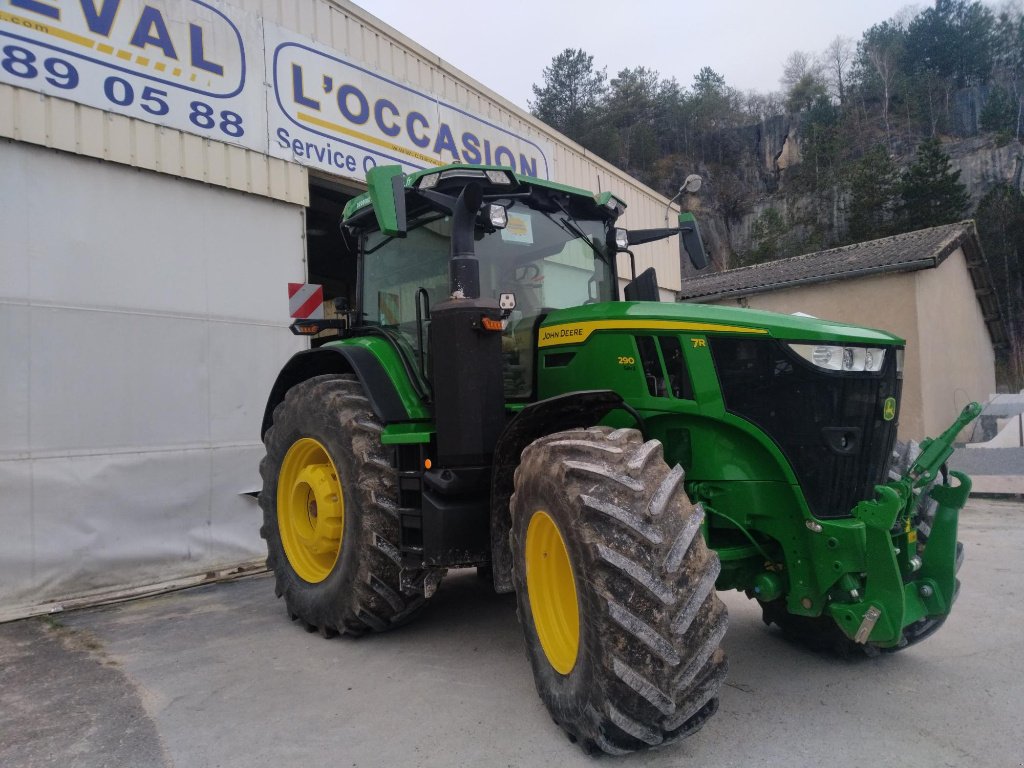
(678, 221, 1007, 346)
(679, 223, 969, 300)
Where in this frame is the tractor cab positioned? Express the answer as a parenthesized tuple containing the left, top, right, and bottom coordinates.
(339, 165, 706, 400)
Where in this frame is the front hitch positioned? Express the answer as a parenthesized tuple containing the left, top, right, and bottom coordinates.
(828, 403, 980, 647)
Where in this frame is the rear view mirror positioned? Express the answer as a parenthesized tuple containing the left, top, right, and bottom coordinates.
(678, 212, 708, 270)
(623, 267, 660, 302)
(366, 165, 408, 237)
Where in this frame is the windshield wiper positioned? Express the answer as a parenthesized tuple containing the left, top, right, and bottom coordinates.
(546, 201, 610, 266)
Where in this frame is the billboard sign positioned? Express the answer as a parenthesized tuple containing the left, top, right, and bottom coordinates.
(0, 0, 264, 150)
(0, 1, 553, 182)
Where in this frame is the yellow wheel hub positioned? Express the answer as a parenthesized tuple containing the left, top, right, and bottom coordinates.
(525, 510, 580, 675)
(277, 438, 345, 583)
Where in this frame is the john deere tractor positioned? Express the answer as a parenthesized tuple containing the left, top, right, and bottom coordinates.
(259, 164, 978, 754)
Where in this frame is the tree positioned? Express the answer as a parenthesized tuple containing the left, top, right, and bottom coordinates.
(688, 67, 743, 163)
(790, 96, 840, 192)
(975, 184, 1024, 388)
(605, 67, 661, 174)
(743, 89, 785, 123)
(899, 138, 970, 230)
(786, 73, 829, 113)
(693, 65, 727, 100)
(780, 51, 819, 92)
(823, 36, 854, 104)
(981, 85, 1018, 134)
(780, 51, 829, 112)
(846, 145, 901, 241)
(742, 208, 789, 266)
(902, 1, 996, 134)
(857, 21, 905, 146)
(530, 49, 607, 145)
(905, 0, 995, 87)
(992, 9, 1024, 138)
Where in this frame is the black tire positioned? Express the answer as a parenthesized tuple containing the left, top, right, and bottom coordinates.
(510, 427, 728, 755)
(259, 374, 435, 636)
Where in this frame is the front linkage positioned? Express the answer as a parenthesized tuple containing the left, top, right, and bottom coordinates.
(827, 402, 982, 650)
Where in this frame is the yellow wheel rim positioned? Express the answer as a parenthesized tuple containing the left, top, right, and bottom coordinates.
(525, 510, 580, 675)
(277, 438, 345, 584)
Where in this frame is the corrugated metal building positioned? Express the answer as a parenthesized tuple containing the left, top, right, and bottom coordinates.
(0, 0, 683, 618)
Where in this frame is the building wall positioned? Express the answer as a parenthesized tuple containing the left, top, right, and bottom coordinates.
(0, 140, 305, 617)
(914, 249, 996, 438)
(705, 269, 929, 440)
(0, 83, 311, 206)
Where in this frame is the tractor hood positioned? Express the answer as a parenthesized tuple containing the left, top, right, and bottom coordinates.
(538, 301, 904, 347)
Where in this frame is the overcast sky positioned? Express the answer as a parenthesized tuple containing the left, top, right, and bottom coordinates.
(353, 1, 921, 110)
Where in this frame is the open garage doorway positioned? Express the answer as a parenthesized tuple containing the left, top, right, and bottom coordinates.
(305, 174, 362, 343)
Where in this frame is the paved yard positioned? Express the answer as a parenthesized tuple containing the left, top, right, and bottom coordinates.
(2, 499, 1022, 768)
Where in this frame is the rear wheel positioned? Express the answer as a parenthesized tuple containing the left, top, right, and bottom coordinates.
(259, 374, 435, 636)
(510, 427, 728, 754)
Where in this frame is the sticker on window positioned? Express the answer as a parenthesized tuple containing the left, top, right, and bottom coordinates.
(501, 212, 534, 245)
(379, 292, 401, 325)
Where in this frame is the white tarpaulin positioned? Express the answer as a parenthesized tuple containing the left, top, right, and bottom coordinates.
(0, 142, 305, 619)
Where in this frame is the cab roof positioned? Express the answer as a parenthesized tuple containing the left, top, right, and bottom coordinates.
(341, 164, 626, 226)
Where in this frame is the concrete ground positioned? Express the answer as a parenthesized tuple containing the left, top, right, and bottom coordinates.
(2, 499, 1022, 768)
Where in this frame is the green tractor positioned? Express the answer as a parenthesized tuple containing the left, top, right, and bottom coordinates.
(259, 164, 979, 754)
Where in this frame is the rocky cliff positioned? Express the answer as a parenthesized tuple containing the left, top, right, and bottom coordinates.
(688, 94, 1024, 272)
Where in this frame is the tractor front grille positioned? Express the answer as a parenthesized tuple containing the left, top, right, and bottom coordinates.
(710, 338, 901, 519)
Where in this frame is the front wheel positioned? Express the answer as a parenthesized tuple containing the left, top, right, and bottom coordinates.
(510, 427, 728, 754)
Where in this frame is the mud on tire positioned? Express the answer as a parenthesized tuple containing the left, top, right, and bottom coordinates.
(510, 427, 729, 754)
(259, 374, 434, 636)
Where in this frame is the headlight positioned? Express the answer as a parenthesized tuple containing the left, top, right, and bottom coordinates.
(789, 344, 886, 372)
(614, 228, 629, 249)
(487, 204, 508, 228)
(485, 169, 513, 185)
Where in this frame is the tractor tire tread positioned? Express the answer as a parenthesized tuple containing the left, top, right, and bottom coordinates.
(510, 426, 728, 754)
(259, 374, 436, 637)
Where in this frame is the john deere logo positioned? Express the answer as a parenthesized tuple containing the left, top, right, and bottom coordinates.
(883, 397, 897, 421)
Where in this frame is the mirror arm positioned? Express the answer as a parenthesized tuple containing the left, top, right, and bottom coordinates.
(626, 227, 680, 246)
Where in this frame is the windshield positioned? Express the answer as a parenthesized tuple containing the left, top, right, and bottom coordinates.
(360, 199, 615, 398)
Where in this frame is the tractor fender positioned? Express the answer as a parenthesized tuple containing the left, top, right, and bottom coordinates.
(261, 346, 409, 439)
(489, 390, 630, 593)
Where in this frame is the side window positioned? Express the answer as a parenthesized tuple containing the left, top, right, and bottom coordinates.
(362, 224, 449, 329)
(361, 221, 451, 381)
